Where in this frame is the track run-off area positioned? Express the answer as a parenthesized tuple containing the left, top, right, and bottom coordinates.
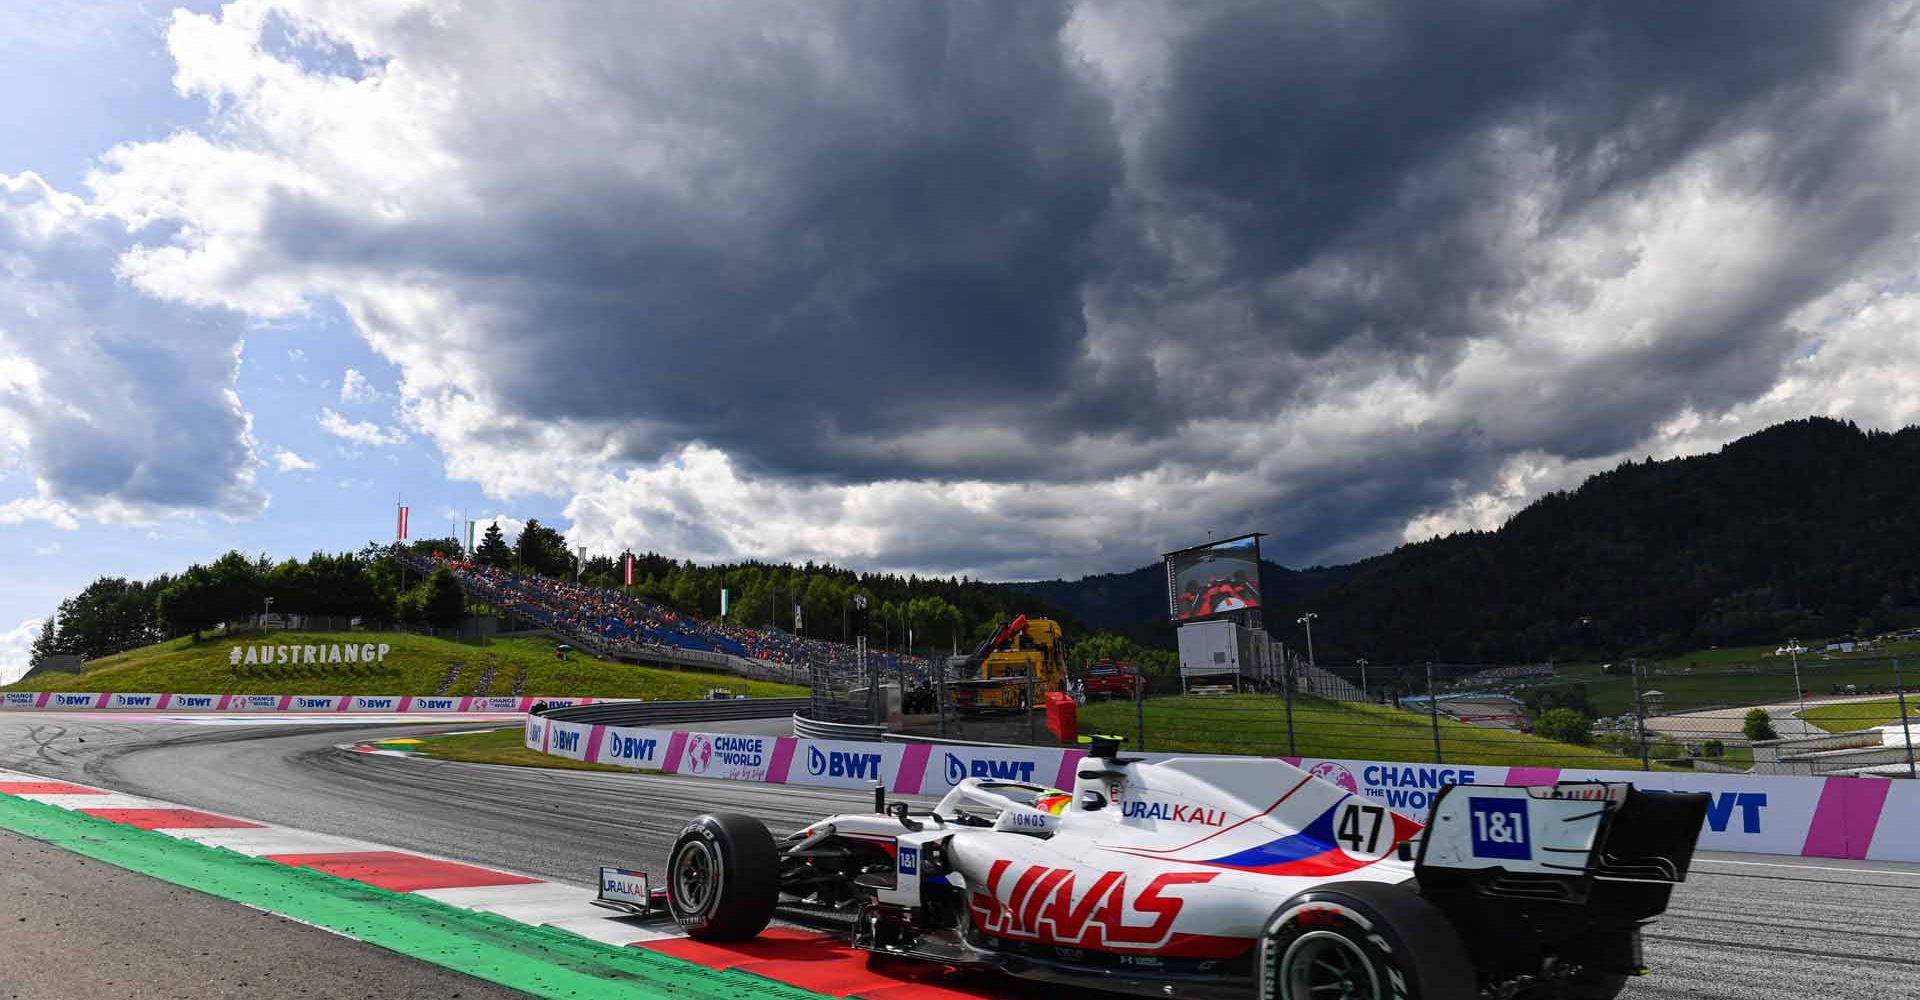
(0, 712, 1914, 1000)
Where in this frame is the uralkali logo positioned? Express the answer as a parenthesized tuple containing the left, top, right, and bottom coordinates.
(944, 752, 1037, 786)
(230, 643, 391, 667)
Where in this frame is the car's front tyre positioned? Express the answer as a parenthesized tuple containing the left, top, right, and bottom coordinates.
(667, 813, 779, 940)
(1258, 881, 1477, 1000)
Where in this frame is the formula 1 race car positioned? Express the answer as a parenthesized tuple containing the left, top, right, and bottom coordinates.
(619, 738, 1708, 1000)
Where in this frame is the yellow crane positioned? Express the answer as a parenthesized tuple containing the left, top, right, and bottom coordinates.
(946, 615, 1066, 714)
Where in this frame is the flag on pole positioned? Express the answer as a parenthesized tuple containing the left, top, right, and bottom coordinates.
(623, 554, 635, 587)
(396, 504, 409, 541)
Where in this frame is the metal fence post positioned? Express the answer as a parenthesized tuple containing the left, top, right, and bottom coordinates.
(1282, 651, 1297, 756)
(1027, 667, 1038, 747)
(1897, 657, 1916, 780)
(1632, 657, 1650, 771)
(1136, 673, 1146, 753)
(1427, 661, 1442, 764)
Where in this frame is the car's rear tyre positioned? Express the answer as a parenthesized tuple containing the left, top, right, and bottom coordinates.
(1259, 881, 1477, 1000)
(667, 813, 779, 940)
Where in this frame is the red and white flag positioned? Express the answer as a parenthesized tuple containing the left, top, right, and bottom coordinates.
(396, 505, 410, 541)
(623, 554, 635, 587)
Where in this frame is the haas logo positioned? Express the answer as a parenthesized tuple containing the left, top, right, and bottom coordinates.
(969, 859, 1215, 950)
(1309, 761, 1359, 795)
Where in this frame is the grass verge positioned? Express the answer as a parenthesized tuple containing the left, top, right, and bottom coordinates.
(1080, 695, 1663, 769)
(0, 790, 826, 1000)
(383, 726, 636, 773)
(1801, 698, 1918, 734)
(1, 631, 806, 700)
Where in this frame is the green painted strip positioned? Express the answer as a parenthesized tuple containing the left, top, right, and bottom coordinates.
(0, 793, 825, 1000)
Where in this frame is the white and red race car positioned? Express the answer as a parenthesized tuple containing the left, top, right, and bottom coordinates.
(616, 738, 1708, 1000)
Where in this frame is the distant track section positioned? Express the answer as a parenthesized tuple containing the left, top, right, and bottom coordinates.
(538, 697, 809, 726)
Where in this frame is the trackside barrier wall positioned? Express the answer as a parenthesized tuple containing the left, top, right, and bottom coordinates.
(523, 715, 1920, 864)
(1, 692, 600, 712)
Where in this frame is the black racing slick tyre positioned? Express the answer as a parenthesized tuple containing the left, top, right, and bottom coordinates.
(667, 813, 779, 940)
(1259, 881, 1478, 1000)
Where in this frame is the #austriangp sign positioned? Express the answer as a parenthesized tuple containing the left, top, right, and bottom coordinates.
(228, 643, 392, 667)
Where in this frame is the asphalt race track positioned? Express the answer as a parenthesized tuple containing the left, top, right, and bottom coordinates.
(1, 714, 1915, 1000)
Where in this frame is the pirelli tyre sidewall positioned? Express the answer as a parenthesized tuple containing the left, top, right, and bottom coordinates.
(1259, 882, 1477, 1000)
(667, 813, 779, 940)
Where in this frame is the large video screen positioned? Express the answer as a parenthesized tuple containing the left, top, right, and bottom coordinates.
(1165, 534, 1263, 621)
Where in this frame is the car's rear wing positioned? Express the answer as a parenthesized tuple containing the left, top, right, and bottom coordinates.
(1416, 781, 1709, 905)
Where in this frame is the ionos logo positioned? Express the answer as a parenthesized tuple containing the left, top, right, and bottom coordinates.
(604, 732, 658, 762)
(944, 753, 1037, 785)
(807, 746, 884, 780)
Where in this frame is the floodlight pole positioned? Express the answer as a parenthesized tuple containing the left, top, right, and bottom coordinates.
(1357, 657, 1369, 702)
(1297, 612, 1318, 668)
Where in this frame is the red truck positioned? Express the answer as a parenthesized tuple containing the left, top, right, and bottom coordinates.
(1079, 660, 1142, 698)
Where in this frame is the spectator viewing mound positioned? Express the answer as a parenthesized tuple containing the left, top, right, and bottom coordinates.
(0, 631, 806, 701)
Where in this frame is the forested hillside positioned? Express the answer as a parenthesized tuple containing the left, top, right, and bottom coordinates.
(1276, 418, 1920, 662)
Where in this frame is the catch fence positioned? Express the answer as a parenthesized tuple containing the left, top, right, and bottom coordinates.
(960, 655, 1920, 778)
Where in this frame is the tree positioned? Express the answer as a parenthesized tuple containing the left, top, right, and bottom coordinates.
(474, 522, 513, 569)
(408, 537, 464, 560)
(1534, 707, 1594, 746)
(1743, 708, 1779, 742)
(421, 567, 468, 628)
(157, 564, 218, 640)
(515, 519, 575, 578)
(28, 618, 58, 664)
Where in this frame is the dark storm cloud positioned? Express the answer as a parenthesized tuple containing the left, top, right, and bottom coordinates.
(110, 0, 1920, 570)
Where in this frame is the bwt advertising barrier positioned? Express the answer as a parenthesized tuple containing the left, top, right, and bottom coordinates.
(2, 692, 596, 713)
(526, 714, 1920, 865)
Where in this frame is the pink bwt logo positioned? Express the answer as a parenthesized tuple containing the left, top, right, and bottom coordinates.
(1310, 761, 1360, 795)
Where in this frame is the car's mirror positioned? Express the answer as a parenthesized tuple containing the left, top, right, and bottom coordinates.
(1079, 790, 1107, 811)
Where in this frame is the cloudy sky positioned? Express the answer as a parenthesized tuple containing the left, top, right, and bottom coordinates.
(6, 0, 1920, 679)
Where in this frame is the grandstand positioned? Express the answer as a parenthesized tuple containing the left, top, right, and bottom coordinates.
(395, 550, 930, 687)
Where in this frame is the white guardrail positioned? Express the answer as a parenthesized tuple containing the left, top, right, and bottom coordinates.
(1, 692, 602, 712)
(524, 713, 1920, 864)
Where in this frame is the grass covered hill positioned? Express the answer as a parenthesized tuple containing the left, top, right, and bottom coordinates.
(0, 631, 806, 700)
(1276, 418, 1920, 663)
(1078, 695, 1666, 770)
